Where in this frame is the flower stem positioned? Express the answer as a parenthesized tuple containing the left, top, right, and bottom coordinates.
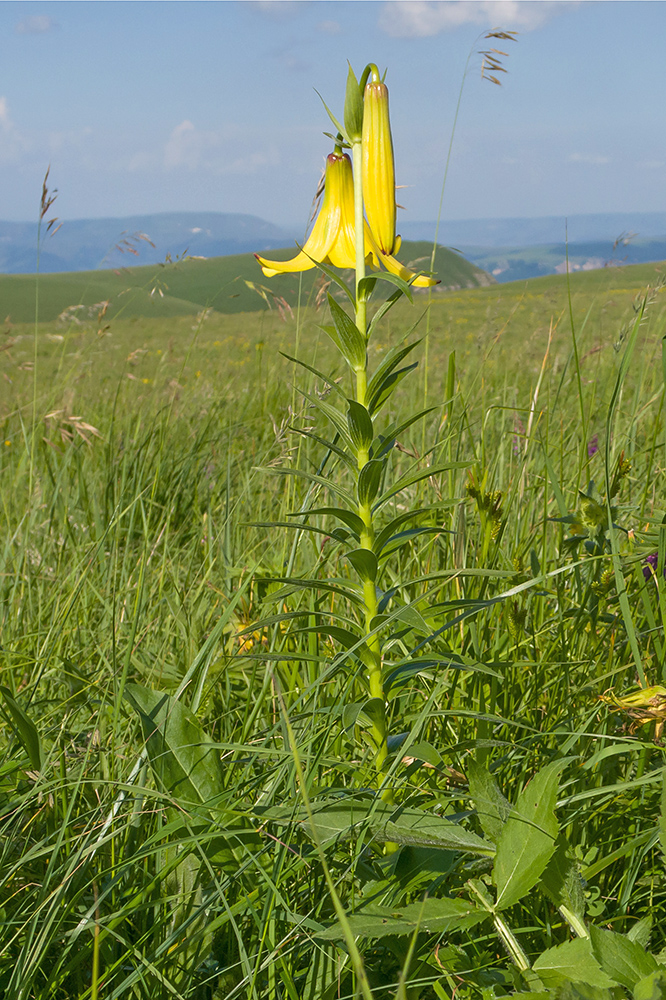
(352, 132, 392, 803)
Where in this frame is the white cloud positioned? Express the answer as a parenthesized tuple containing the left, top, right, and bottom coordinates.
(0, 97, 31, 163)
(568, 152, 610, 165)
(164, 120, 279, 174)
(16, 14, 58, 34)
(318, 20, 342, 34)
(639, 159, 665, 170)
(246, 1, 309, 19)
(379, 1, 577, 37)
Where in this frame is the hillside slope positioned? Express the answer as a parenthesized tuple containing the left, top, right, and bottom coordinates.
(0, 242, 493, 324)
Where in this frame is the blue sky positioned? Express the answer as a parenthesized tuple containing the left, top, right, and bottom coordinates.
(1, 0, 665, 230)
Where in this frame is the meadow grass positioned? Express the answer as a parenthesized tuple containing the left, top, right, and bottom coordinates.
(1, 260, 666, 998)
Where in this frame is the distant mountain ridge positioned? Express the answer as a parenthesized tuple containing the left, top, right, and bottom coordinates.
(1, 210, 666, 282)
(0, 212, 296, 275)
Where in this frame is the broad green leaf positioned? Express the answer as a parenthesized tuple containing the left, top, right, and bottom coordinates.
(346, 548, 378, 582)
(0, 686, 44, 771)
(589, 926, 659, 990)
(125, 683, 224, 810)
(533, 938, 617, 989)
(358, 459, 384, 506)
(347, 400, 374, 451)
(317, 896, 487, 941)
(467, 758, 512, 844)
(263, 797, 493, 855)
(634, 970, 666, 1000)
(328, 295, 367, 369)
(494, 759, 567, 910)
(374, 805, 494, 855)
(403, 741, 442, 766)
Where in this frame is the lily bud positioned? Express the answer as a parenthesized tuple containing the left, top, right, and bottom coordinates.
(362, 76, 396, 256)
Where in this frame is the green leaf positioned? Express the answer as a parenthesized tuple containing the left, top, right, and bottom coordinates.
(403, 741, 442, 766)
(375, 805, 494, 855)
(467, 758, 512, 844)
(539, 836, 586, 922)
(124, 683, 224, 810)
(346, 548, 378, 582)
(298, 387, 354, 450)
(374, 406, 438, 459)
(660, 769, 666, 858)
(264, 797, 493, 855)
(347, 400, 374, 452)
(634, 970, 666, 1000)
(367, 287, 404, 339)
(375, 462, 471, 509)
(533, 938, 617, 989)
(367, 340, 421, 411)
(328, 294, 366, 369)
(589, 926, 659, 990)
(317, 896, 487, 941)
(368, 362, 419, 415)
(343, 62, 363, 141)
(358, 459, 384, 506)
(299, 506, 365, 537)
(0, 686, 44, 771)
(279, 352, 346, 399)
(494, 759, 567, 910)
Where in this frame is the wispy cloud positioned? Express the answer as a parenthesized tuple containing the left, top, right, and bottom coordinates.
(16, 14, 58, 35)
(164, 120, 278, 174)
(379, 1, 577, 37)
(246, 1, 309, 20)
(568, 152, 611, 165)
(0, 97, 31, 163)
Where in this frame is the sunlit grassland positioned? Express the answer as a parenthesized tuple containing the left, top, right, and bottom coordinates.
(1, 259, 666, 998)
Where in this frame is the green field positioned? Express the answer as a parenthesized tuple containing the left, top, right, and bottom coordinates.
(0, 241, 492, 324)
(2, 256, 666, 998)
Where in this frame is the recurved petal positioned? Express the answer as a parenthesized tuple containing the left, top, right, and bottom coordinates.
(365, 226, 439, 287)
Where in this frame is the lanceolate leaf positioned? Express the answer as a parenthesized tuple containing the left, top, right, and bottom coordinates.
(296, 506, 365, 536)
(346, 548, 378, 582)
(327, 294, 367, 369)
(0, 686, 44, 771)
(368, 363, 419, 415)
(374, 406, 438, 458)
(317, 897, 487, 941)
(279, 352, 346, 398)
(366, 340, 421, 410)
(494, 759, 567, 910)
(346, 400, 374, 451)
(358, 460, 384, 506)
(375, 462, 471, 509)
(125, 683, 224, 810)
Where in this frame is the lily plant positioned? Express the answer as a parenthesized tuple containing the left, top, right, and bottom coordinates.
(256, 63, 439, 802)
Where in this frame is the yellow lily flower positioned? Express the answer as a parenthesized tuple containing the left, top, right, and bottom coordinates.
(256, 152, 377, 276)
(362, 75, 396, 256)
(256, 148, 438, 288)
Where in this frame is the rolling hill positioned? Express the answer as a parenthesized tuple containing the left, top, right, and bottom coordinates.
(0, 241, 493, 324)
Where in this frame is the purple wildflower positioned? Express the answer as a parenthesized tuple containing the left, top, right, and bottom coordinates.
(587, 435, 599, 458)
(643, 553, 666, 581)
